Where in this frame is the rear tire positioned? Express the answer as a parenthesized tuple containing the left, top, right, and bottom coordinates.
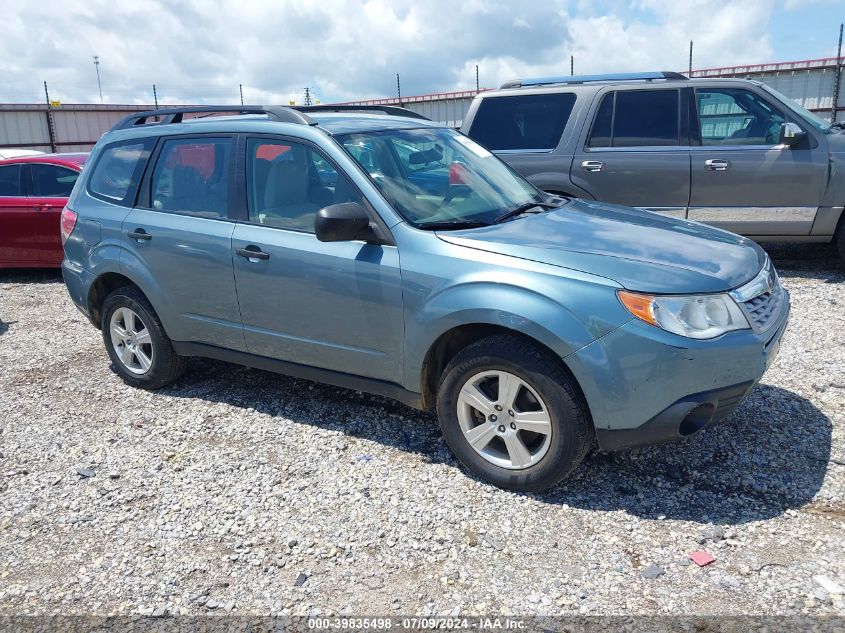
(436, 334, 592, 492)
(101, 286, 186, 390)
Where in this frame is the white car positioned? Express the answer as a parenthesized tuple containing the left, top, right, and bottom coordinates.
(0, 149, 45, 160)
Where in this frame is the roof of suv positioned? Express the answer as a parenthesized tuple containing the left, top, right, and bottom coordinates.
(107, 105, 442, 141)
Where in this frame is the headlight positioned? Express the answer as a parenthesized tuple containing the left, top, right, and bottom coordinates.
(617, 290, 749, 339)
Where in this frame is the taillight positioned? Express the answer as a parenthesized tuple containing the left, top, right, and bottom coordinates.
(60, 206, 78, 244)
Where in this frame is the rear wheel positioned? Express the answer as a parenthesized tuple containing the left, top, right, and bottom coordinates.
(436, 335, 592, 492)
(101, 286, 186, 389)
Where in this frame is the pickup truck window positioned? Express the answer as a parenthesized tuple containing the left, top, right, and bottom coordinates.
(696, 89, 785, 146)
(468, 93, 576, 151)
(588, 90, 680, 148)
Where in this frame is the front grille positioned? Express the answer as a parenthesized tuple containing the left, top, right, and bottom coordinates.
(741, 285, 784, 331)
(731, 259, 784, 333)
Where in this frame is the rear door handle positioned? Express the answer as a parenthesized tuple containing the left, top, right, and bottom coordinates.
(34, 204, 54, 211)
(127, 228, 152, 241)
(581, 160, 604, 172)
(704, 159, 730, 171)
(236, 246, 270, 261)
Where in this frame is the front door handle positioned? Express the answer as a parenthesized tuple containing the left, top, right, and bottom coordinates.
(127, 228, 152, 241)
(581, 160, 604, 172)
(236, 246, 270, 261)
(704, 159, 730, 171)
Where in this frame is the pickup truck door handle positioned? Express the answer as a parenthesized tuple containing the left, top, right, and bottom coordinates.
(704, 159, 730, 171)
(236, 246, 270, 261)
(581, 160, 604, 172)
(127, 228, 152, 241)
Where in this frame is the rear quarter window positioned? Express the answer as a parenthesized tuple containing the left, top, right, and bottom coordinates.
(468, 92, 576, 151)
(88, 138, 155, 206)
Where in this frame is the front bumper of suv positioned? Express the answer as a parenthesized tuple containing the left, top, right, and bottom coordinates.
(565, 288, 790, 451)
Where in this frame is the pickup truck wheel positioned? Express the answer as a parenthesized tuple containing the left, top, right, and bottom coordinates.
(101, 286, 186, 390)
(836, 217, 845, 263)
(436, 335, 592, 492)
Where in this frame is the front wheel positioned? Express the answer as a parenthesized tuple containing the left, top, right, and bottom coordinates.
(101, 286, 186, 390)
(436, 335, 592, 492)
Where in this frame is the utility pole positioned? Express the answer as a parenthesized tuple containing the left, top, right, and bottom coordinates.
(570, 55, 574, 76)
(153, 84, 159, 109)
(688, 40, 694, 75)
(93, 55, 103, 103)
(834, 23, 843, 123)
(396, 73, 402, 105)
(304, 87, 312, 106)
(475, 64, 479, 91)
(239, 83, 244, 106)
(43, 81, 57, 153)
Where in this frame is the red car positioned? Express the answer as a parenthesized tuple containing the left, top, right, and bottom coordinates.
(0, 152, 88, 268)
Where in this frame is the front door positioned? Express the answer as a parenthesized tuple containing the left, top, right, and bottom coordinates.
(0, 163, 33, 265)
(232, 137, 404, 382)
(571, 88, 690, 217)
(688, 87, 828, 235)
(121, 135, 246, 351)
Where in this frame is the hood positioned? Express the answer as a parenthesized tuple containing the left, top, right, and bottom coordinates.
(437, 199, 766, 293)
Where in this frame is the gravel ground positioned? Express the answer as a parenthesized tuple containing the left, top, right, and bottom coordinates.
(0, 243, 843, 618)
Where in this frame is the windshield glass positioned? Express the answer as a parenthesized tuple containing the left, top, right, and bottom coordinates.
(337, 127, 545, 227)
(760, 85, 832, 132)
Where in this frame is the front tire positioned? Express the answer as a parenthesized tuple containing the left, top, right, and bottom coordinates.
(836, 217, 845, 263)
(436, 335, 592, 492)
(101, 286, 186, 390)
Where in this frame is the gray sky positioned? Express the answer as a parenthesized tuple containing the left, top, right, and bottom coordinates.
(1, 0, 841, 105)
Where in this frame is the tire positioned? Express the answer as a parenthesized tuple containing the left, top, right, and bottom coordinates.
(100, 286, 186, 390)
(836, 217, 845, 264)
(436, 334, 592, 492)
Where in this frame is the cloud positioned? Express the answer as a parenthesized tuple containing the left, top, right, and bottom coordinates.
(0, 0, 783, 105)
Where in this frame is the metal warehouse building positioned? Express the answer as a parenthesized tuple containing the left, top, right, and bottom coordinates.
(1, 56, 842, 152)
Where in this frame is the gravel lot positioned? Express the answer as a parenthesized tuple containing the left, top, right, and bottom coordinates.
(0, 243, 843, 618)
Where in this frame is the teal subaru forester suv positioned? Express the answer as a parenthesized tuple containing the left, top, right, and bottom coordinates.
(61, 105, 789, 492)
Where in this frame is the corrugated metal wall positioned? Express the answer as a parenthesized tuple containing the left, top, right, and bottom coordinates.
(0, 104, 155, 152)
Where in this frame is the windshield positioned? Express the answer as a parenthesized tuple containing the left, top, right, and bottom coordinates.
(760, 85, 832, 132)
(337, 127, 546, 228)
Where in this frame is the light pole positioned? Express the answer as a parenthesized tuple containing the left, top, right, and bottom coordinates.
(93, 55, 103, 103)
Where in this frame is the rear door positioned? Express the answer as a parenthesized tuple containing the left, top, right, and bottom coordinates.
(231, 136, 404, 381)
(28, 162, 80, 265)
(121, 134, 246, 351)
(0, 163, 33, 265)
(571, 88, 691, 217)
(688, 86, 828, 235)
(464, 92, 578, 192)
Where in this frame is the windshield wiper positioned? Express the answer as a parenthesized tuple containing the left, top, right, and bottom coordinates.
(494, 201, 558, 224)
(416, 219, 491, 231)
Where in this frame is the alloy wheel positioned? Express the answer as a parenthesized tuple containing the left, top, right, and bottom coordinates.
(109, 307, 153, 375)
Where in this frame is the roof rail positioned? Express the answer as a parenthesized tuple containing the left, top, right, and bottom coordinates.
(293, 104, 430, 120)
(110, 105, 315, 131)
(500, 71, 688, 89)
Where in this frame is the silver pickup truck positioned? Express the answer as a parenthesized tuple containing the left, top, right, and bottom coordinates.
(461, 71, 845, 260)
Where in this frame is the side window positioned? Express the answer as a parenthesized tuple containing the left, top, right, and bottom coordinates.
(31, 164, 79, 197)
(588, 90, 679, 147)
(0, 164, 22, 196)
(696, 89, 785, 146)
(468, 93, 577, 151)
(246, 139, 360, 233)
(89, 139, 155, 205)
(150, 137, 232, 218)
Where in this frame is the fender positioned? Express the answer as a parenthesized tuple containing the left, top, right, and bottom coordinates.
(113, 246, 178, 336)
(402, 279, 623, 392)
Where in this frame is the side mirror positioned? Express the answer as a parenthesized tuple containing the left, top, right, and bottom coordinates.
(314, 202, 372, 243)
(779, 122, 806, 147)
